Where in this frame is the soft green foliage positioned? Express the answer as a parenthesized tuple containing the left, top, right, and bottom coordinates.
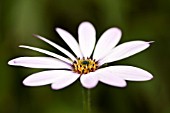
(1, 0, 170, 113)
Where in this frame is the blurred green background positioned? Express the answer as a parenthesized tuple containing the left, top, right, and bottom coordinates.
(1, 0, 170, 113)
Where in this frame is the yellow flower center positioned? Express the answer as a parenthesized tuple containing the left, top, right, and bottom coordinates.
(72, 58, 98, 74)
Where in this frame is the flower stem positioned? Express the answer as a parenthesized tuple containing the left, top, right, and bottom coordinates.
(82, 88, 91, 113)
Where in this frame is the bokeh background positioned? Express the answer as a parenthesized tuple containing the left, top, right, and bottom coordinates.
(1, 0, 170, 113)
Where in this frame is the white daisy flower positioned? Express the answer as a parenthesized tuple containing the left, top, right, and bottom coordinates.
(8, 22, 153, 90)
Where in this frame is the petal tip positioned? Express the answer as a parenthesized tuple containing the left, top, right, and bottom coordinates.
(111, 81, 127, 88)
(80, 21, 91, 25)
(33, 34, 46, 41)
(142, 71, 154, 81)
(8, 59, 15, 65)
(81, 80, 98, 89)
(111, 27, 122, 33)
(51, 85, 59, 90)
(55, 28, 62, 33)
(148, 74, 154, 80)
(33, 34, 42, 39)
(120, 82, 127, 87)
(82, 85, 96, 89)
(19, 45, 24, 48)
(149, 41, 155, 44)
(22, 79, 30, 86)
(32, 34, 38, 37)
(22, 78, 38, 87)
(79, 21, 94, 29)
(55, 28, 66, 35)
(51, 84, 66, 90)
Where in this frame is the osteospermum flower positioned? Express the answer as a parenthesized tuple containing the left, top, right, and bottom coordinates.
(8, 22, 153, 89)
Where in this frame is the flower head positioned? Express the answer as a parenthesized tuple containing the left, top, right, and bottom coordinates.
(8, 22, 153, 90)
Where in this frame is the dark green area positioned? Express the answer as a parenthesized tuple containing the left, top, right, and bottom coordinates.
(1, 0, 170, 113)
(82, 60, 90, 65)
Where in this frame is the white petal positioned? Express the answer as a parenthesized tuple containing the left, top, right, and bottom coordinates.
(34, 35, 76, 61)
(78, 22, 96, 58)
(104, 66, 153, 81)
(23, 70, 75, 86)
(19, 45, 72, 64)
(99, 41, 151, 65)
(93, 28, 121, 61)
(80, 72, 98, 89)
(8, 57, 71, 69)
(56, 28, 83, 58)
(51, 72, 80, 90)
(97, 69, 126, 87)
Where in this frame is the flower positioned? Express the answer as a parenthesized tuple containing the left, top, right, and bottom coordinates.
(8, 22, 153, 90)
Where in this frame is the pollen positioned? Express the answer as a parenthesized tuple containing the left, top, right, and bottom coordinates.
(72, 57, 98, 74)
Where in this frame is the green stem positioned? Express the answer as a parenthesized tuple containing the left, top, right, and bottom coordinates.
(82, 88, 91, 113)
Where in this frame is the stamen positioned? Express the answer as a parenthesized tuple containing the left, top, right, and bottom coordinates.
(72, 58, 98, 74)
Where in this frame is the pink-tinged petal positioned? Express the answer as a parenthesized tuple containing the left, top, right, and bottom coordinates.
(93, 28, 122, 61)
(23, 70, 75, 86)
(51, 72, 80, 90)
(80, 72, 98, 89)
(56, 28, 83, 58)
(104, 66, 153, 81)
(78, 22, 96, 58)
(97, 69, 126, 87)
(34, 35, 76, 61)
(19, 45, 72, 64)
(8, 57, 71, 69)
(99, 41, 151, 66)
